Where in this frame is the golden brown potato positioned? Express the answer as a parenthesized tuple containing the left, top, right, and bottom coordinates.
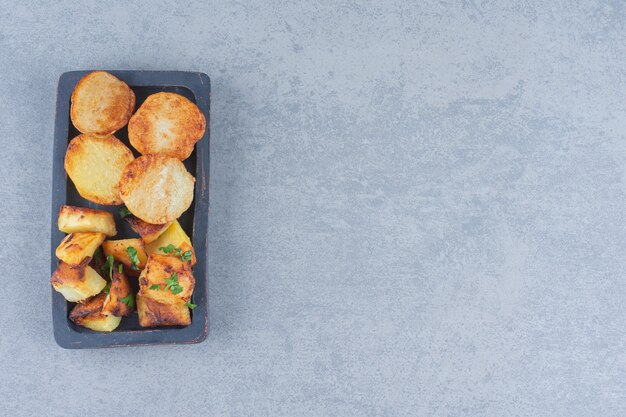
(50, 261, 107, 302)
(102, 238, 148, 271)
(119, 155, 195, 224)
(56, 232, 106, 265)
(128, 92, 205, 160)
(70, 71, 135, 135)
(136, 294, 190, 327)
(138, 254, 195, 304)
(102, 266, 134, 317)
(65, 133, 135, 205)
(58, 205, 117, 236)
(69, 292, 122, 332)
(123, 214, 171, 244)
(144, 220, 196, 266)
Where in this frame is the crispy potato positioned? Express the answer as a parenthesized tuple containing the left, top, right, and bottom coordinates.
(51, 261, 107, 302)
(65, 133, 135, 205)
(56, 232, 106, 265)
(137, 294, 190, 327)
(144, 220, 196, 266)
(70, 71, 135, 135)
(138, 254, 194, 304)
(102, 267, 134, 317)
(128, 92, 205, 160)
(69, 292, 122, 332)
(58, 205, 117, 236)
(102, 238, 148, 271)
(124, 214, 171, 244)
(119, 155, 195, 224)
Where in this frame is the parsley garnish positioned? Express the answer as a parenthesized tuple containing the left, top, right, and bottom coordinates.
(103, 283, 111, 295)
(149, 284, 161, 290)
(185, 301, 197, 309)
(180, 250, 193, 262)
(164, 272, 184, 295)
(159, 244, 192, 262)
(101, 255, 114, 279)
(118, 206, 132, 218)
(118, 264, 123, 273)
(120, 294, 134, 308)
(126, 246, 140, 270)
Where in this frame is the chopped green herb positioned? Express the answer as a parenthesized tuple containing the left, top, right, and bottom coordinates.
(118, 206, 132, 218)
(180, 250, 193, 262)
(101, 255, 114, 279)
(149, 284, 161, 290)
(103, 283, 111, 295)
(159, 244, 176, 254)
(120, 294, 134, 308)
(164, 272, 184, 295)
(126, 246, 140, 271)
(118, 264, 123, 273)
(185, 301, 197, 309)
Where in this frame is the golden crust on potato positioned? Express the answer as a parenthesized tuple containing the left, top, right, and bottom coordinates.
(124, 215, 171, 244)
(102, 268, 134, 317)
(102, 238, 148, 271)
(119, 155, 195, 224)
(138, 254, 194, 303)
(65, 134, 135, 205)
(128, 92, 205, 160)
(136, 294, 190, 327)
(70, 71, 135, 135)
(69, 292, 122, 332)
(58, 205, 117, 236)
(144, 220, 196, 266)
(51, 261, 107, 302)
(55, 232, 106, 265)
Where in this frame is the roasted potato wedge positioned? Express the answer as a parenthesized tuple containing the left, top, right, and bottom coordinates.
(138, 254, 194, 304)
(119, 155, 195, 224)
(128, 92, 205, 160)
(123, 213, 171, 244)
(65, 133, 135, 205)
(58, 205, 117, 236)
(69, 292, 122, 332)
(56, 232, 106, 265)
(102, 266, 134, 317)
(70, 71, 135, 135)
(102, 238, 148, 271)
(144, 220, 196, 266)
(51, 261, 107, 302)
(137, 294, 191, 327)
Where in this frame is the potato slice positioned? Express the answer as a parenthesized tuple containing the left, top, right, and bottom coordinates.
(102, 238, 148, 271)
(70, 71, 135, 135)
(123, 214, 171, 244)
(58, 205, 117, 236)
(138, 254, 195, 304)
(51, 261, 107, 302)
(137, 294, 190, 327)
(65, 133, 135, 205)
(56, 232, 106, 265)
(69, 292, 122, 332)
(144, 220, 196, 266)
(119, 155, 194, 224)
(102, 266, 134, 317)
(128, 92, 205, 160)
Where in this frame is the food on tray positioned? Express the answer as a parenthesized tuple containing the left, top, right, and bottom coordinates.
(70, 71, 135, 135)
(144, 220, 196, 266)
(55, 232, 106, 265)
(101, 266, 134, 317)
(119, 155, 195, 224)
(50, 261, 107, 302)
(102, 238, 148, 271)
(69, 292, 122, 332)
(128, 92, 205, 160)
(121, 210, 171, 244)
(58, 205, 117, 236)
(136, 294, 191, 327)
(64, 133, 134, 205)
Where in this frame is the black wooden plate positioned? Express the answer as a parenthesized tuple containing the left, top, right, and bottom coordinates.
(51, 71, 210, 348)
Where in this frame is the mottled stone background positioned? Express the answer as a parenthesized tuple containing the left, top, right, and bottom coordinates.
(0, 1, 624, 416)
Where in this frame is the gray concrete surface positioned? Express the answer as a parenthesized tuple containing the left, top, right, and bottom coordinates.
(1, 1, 625, 416)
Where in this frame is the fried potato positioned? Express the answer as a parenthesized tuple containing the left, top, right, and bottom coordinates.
(65, 133, 135, 205)
(102, 267, 134, 317)
(56, 232, 106, 265)
(119, 155, 195, 224)
(123, 214, 171, 244)
(145, 220, 196, 266)
(58, 205, 117, 236)
(138, 254, 195, 304)
(69, 292, 122, 332)
(136, 294, 191, 327)
(70, 71, 135, 135)
(51, 261, 107, 302)
(128, 92, 205, 160)
(102, 238, 148, 271)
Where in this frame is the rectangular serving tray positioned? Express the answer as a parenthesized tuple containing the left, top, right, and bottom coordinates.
(51, 70, 210, 348)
